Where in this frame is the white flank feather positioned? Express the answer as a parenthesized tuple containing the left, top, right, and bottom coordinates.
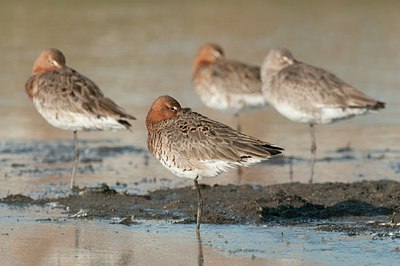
(34, 100, 126, 131)
(199, 85, 265, 113)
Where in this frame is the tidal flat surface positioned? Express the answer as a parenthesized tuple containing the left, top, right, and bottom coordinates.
(1, 201, 400, 266)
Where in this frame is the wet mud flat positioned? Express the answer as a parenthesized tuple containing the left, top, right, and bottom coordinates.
(2, 180, 400, 238)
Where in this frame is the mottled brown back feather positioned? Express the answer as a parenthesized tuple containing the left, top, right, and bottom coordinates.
(147, 106, 283, 164)
(26, 66, 136, 128)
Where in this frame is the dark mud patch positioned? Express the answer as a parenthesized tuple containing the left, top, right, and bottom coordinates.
(2, 194, 35, 205)
(2, 180, 400, 236)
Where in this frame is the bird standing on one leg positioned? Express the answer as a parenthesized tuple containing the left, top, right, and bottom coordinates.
(261, 47, 385, 183)
(192, 43, 266, 132)
(145, 95, 283, 231)
(192, 43, 267, 182)
(25, 48, 136, 189)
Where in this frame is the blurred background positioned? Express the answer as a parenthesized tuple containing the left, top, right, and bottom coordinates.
(0, 0, 399, 196)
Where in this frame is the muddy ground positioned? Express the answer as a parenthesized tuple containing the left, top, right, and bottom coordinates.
(2, 180, 400, 237)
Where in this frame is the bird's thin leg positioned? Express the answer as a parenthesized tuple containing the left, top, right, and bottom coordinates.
(70, 130, 79, 189)
(309, 123, 317, 184)
(196, 230, 204, 266)
(194, 178, 203, 232)
(234, 112, 244, 182)
(236, 156, 244, 184)
(236, 166, 243, 185)
(234, 112, 241, 133)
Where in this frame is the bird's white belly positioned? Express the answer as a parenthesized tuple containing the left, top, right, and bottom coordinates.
(158, 153, 264, 180)
(34, 100, 125, 131)
(159, 158, 232, 180)
(272, 100, 371, 124)
(199, 85, 265, 113)
(318, 107, 369, 124)
(273, 101, 316, 124)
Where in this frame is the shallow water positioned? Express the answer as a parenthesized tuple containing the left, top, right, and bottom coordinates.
(0, 0, 399, 265)
(1, 205, 399, 266)
(0, 139, 399, 200)
(0, 0, 399, 191)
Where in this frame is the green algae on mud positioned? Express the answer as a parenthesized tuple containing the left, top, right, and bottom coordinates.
(2, 180, 400, 229)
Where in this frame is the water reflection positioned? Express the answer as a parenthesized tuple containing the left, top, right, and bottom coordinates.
(1, 208, 398, 266)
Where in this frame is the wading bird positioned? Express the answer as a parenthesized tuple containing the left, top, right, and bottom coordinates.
(261, 47, 385, 183)
(192, 43, 266, 132)
(146, 95, 283, 231)
(25, 48, 136, 189)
